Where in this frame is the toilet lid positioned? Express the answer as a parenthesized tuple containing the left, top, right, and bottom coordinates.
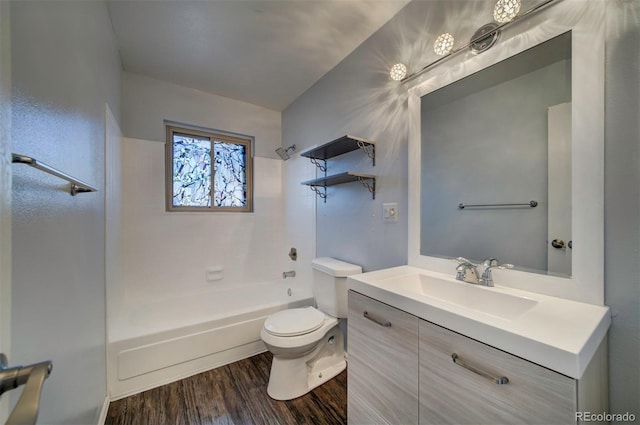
(264, 307, 326, 337)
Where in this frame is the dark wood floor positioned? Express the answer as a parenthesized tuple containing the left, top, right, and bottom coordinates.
(105, 352, 347, 425)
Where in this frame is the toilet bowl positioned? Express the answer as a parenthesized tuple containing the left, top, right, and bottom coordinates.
(260, 307, 344, 400)
(260, 258, 361, 400)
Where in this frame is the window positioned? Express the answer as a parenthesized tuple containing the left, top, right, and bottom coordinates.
(165, 125, 253, 212)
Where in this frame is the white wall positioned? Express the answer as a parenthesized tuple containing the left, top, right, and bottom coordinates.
(9, 1, 122, 423)
(283, 0, 639, 419)
(123, 72, 282, 159)
(111, 138, 287, 338)
(113, 73, 291, 343)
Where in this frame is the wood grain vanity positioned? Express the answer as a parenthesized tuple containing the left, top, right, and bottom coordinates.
(347, 289, 608, 425)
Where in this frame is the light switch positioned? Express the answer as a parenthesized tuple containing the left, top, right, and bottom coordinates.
(383, 203, 398, 223)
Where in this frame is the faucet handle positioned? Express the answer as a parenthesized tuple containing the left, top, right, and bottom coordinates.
(484, 263, 514, 273)
(480, 263, 514, 286)
(481, 257, 499, 267)
(455, 262, 479, 284)
(453, 257, 476, 265)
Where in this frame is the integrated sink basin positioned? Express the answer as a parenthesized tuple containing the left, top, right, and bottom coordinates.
(347, 265, 611, 379)
(381, 273, 537, 321)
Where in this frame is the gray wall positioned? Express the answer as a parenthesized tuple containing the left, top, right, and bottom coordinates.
(10, 1, 121, 423)
(283, 0, 639, 419)
(604, 0, 640, 418)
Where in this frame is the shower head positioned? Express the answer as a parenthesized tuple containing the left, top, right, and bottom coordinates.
(275, 145, 296, 161)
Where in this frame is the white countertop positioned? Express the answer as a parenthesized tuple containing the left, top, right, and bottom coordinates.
(347, 265, 611, 379)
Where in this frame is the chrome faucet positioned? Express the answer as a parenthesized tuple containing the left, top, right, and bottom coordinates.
(454, 257, 513, 286)
(282, 270, 296, 278)
(479, 258, 514, 287)
(454, 257, 479, 284)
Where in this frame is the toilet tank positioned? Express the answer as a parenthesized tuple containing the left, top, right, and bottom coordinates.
(312, 257, 362, 318)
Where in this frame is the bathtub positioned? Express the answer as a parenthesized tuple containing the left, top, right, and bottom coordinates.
(108, 279, 314, 399)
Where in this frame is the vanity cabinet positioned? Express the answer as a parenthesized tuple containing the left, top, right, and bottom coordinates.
(419, 320, 575, 424)
(347, 290, 419, 425)
(348, 289, 608, 425)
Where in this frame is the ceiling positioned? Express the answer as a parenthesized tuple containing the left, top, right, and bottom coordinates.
(107, 0, 411, 111)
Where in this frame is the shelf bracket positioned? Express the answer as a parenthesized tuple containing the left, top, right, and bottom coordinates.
(309, 158, 327, 173)
(356, 141, 375, 167)
(309, 186, 327, 203)
(357, 177, 376, 200)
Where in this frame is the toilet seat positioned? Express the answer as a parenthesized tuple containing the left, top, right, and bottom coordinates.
(264, 306, 325, 337)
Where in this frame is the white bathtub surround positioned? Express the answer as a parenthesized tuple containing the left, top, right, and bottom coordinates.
(115, 138, 291, 306)
(108, 280, 313, 399)
(107, 136, 312, 397)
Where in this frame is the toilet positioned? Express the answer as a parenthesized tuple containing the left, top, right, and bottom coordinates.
(260, 257, 362, 400)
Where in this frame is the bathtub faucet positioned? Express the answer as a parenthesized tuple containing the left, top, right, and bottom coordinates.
(282, 271, 296, 279)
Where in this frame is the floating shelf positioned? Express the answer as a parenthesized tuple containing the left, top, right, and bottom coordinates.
(301, 135, 375, 167)
(301, 172, 376, 202)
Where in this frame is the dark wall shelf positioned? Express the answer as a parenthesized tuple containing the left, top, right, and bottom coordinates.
(301, 172, 376, 201)
(301, 172, 375, 187)
(300, 135, 377, 202)
(300, 135, 375, 166)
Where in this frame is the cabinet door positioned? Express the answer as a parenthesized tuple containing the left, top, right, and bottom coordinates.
(348, 290, 419, 425)
(419, 320, 576, 425)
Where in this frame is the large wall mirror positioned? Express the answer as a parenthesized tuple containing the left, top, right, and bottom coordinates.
(407, 0, 605, 305)
(421, 32, 572, 277)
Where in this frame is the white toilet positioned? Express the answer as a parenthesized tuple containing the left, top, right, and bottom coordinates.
(260, 257, 362, 400)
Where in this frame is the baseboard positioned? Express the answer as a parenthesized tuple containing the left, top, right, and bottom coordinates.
(96, 395, 110, 425)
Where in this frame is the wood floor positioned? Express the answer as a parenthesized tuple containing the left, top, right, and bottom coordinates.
(105, 352, 347, 425)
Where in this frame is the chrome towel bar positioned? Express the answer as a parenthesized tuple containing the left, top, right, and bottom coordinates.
(12, 153, 98, 196)
(458, 200, 538, 209)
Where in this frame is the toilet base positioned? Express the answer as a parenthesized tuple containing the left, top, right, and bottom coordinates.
(266, 326, 346, 401)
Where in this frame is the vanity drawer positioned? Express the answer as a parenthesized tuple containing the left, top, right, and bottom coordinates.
(348, 290, 419, 425)
(419, 319, 576, 425)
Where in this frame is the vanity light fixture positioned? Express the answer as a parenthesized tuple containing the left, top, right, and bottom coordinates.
(433, 33, 455, 56)
(494, 0, 521, 23)
(389, 63, 408, 81)
(390, 0, 560, 84)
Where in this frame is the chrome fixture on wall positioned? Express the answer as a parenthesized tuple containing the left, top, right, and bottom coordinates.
(0, 353, 53, 425)
(275, 145, 296, 161)
(12, 153, 98, 196)
(389, 0, 562, 83)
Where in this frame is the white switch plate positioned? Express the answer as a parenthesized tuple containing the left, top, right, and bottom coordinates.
(383, 203, 399, 223)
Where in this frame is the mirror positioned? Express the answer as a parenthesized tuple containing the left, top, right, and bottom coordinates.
(407, 0, 604, 305)
(420, 32, 572, 276)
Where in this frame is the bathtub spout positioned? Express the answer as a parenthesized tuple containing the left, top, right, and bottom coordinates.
(282, 271, 296, 279)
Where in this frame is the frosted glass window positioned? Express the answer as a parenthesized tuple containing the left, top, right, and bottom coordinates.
(166, 126, 253, 212)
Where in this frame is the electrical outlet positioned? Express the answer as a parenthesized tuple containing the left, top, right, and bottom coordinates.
(383, 203, 399, 223)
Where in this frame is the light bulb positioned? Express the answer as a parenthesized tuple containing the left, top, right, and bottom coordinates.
(433, 33, 455, 56)
(493, 0, 521, 23)
(389, 63, 407, 81)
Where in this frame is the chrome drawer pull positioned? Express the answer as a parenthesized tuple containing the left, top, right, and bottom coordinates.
(452, 353, 509, 385)
(363, 311, 391, 327)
